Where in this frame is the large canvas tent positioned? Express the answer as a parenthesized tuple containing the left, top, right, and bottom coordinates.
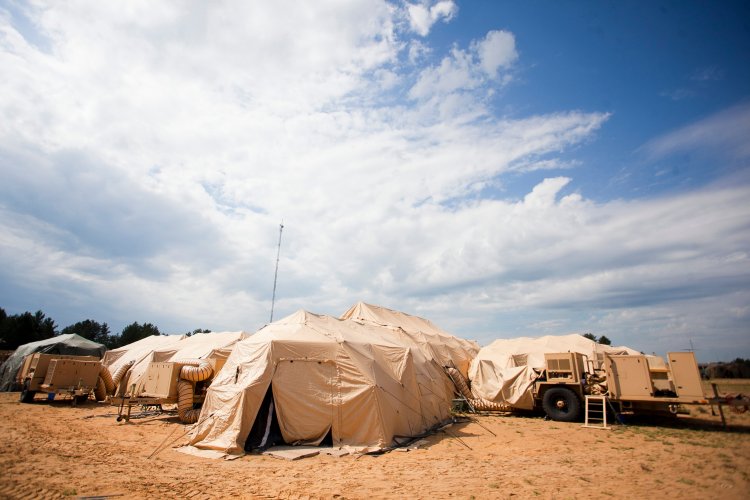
(189, 310, 454, 454)
(340, 302, 480, 379)
(103, 334, 185, 373)
(103, 331, 249, 395)
(469, 334, 639, 409)
(0, 334, 107, 391)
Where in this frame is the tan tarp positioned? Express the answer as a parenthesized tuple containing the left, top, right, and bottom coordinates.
(469, 334, 639, 409)
(189, 310, 454, 454)
(340, 302, 479, 379)
(103, 332, 248, 395)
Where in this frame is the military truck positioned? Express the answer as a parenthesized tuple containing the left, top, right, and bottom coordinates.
(533, 351, 709, 422)
(18, 353, 102, 405)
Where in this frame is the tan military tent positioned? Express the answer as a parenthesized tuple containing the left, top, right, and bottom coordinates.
(469, 334, 639, 409)
(341, 302, 479, 379)
(103, 332, 248, 395)
(189, 310, 454, 454)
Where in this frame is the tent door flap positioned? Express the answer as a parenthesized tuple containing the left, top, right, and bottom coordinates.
(272, 359, 337, 446)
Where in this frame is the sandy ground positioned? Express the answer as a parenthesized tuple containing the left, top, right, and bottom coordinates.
(0, 392, 748, 499)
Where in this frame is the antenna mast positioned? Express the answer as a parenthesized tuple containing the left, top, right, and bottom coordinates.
(270, 221, 284, 323)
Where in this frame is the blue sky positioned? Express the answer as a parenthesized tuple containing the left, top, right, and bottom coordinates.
(0, 1, 748, 361)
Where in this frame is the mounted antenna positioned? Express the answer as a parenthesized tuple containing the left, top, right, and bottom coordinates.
(270, 221, 284, 323)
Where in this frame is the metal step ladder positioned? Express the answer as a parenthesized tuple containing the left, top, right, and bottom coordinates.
(582, 395, 609, 429)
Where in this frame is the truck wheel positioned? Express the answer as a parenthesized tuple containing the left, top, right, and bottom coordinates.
(542, 387, 581, 422)
(19, 381, 36, 404)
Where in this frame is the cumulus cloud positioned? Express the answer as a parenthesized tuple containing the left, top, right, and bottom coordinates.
(400, 180, 750, 358)
(406, 1, 457, 36)
(473, 30, 518, 77)
(408, 29, 518, 103)
(0, 2, 747, 359)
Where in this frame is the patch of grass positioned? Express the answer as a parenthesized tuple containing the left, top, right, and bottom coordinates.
(523, 478, 533, 486)
(62, 488, 77, 497)
(488, 482, 499, 489)
(677, 478, 696, 486)
(703, 379, 750, 394)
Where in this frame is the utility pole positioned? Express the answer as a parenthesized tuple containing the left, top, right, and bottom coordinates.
(270, 221, 284, 323)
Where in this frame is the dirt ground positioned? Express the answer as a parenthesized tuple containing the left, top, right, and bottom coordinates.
(0, 392, 748, 499)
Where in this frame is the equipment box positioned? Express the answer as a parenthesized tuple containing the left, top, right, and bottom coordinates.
(140, 362, 183, 399)
(40, 359, 101, 391)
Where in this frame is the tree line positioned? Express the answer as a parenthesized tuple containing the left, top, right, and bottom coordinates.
(0, 307, 210, 350)
(582, 333, 612, 345)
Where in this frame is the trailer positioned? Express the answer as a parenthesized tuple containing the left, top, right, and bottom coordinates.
(532, 351, 748, 424)
(110, 357, 223, 423)
(18, 353, 102, 405)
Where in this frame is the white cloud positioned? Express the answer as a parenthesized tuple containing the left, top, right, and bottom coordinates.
(643, 102, 750, 161)
(409, 29, 517, 102)
(406, 1, 457, 36)
(398, 180, 750, 357)
(409, 46, 479, 98)
(473, 30, 518, 77)
(690, 65, 723, 82)
(0, 2, 747, 360)
(0, 1, 604, 324)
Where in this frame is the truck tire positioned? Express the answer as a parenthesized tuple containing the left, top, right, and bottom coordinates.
(542, 387, 581, 422)
(19, 381, 36, 404)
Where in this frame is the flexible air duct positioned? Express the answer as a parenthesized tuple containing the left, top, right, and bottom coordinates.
(178, 359, 213, 383)
(112, 360, 134, 387)
(469, 397, 511, 412)
(112, 361, 135, 397)
(99, 365, 115, 395)
(177, 379, 201, 424)
(446, 367, 473, 400)
(447, 366, 511, 412)
(94, 376, 107, 402)
(115, 367, 132, 397)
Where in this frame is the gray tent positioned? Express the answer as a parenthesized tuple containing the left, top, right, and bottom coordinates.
(0, 334, 106, 391)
